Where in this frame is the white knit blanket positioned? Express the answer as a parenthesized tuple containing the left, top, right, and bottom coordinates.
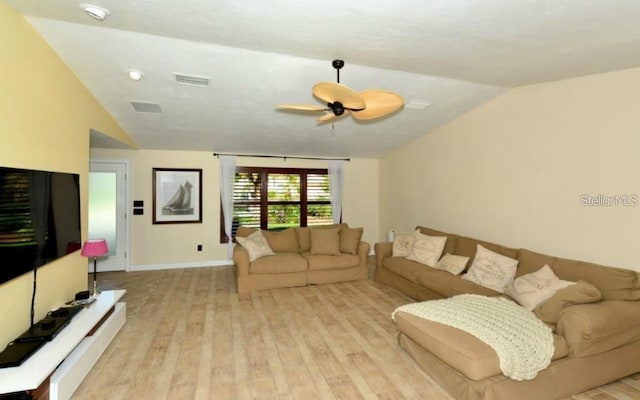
(392, 294, 554, 380)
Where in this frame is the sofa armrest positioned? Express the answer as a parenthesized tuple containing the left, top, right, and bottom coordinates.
(233, 244, 251, 277)
(357, 241, 371, 267)
(374, 242, 392, 268)
(557, 300, 640, 357)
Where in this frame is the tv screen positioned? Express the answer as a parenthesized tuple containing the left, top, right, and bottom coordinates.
(0, 166, 81, 285)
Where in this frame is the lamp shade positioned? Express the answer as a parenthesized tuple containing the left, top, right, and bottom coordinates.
(81, 239, 109, 257)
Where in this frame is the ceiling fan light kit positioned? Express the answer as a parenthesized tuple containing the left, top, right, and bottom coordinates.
(278, 59, 403, 124)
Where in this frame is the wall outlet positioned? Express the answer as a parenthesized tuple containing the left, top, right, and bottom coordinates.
(197, 244, 202, 251)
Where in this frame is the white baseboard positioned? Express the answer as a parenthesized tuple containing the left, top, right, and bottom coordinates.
(129, 259, 232, 272)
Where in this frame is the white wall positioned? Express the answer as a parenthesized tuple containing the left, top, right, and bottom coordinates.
(380, 68, 640, 271)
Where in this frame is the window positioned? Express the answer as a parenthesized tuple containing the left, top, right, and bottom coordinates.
(220, 167, 333, 242)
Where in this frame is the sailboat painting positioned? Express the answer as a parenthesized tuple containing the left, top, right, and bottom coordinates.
(152, 168, 202, 224)
(163, 181, 193, 215)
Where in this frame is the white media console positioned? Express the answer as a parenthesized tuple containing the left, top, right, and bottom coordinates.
(0, 290, 126, 399)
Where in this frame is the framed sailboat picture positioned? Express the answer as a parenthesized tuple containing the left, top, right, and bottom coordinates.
(152, 168, 202, 224)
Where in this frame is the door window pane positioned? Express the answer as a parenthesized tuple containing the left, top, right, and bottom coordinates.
(88, 172, 116, 255)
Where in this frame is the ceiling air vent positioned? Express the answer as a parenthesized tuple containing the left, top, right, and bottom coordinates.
(174, 73, 210, 87)
(131, 101, 163, 113)
(404, 100, 431, 110)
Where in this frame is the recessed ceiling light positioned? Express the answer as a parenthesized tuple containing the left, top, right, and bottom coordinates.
(128, 69, 144, 81)
(80, 4, 110, 21)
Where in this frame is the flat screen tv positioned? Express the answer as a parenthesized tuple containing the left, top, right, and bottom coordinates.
(0, 166, 81, 285)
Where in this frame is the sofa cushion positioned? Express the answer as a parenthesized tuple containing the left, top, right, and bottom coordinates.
(394, 311, 569, 381)
(340, 227, 363, 255)
(296, 223, 347, 252)
(551, 257, 640, 301)
(248, 252, 308, 274)
(382, 256, 432, 283)
(534, 280, 602, 323)
(505, 265, 574, 311)
(454, 236, 518, 270)
(434, 253, 469, 275)
(415, 226, 458, 257)
(310, 226, 342, 255)
(406, 231, 447, 267)
(236, 230, 275, 262)
(392, 230, 416, 257)
(519, 248, 640, 301)
(305, 253, 361, 271)
(417, 269, 502, 298)
(557, 300, 640, 357)
(262, 228, 299, 253)
(462, 245, 519, 293)
(516, 248, 556, 277)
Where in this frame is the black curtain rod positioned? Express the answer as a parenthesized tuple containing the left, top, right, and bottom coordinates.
(213, 153, 350, 161)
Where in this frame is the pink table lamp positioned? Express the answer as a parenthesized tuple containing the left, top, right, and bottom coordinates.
(81, 239, 109, 297)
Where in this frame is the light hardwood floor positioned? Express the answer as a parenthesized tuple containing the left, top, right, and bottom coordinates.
(71, 264, 640, 400)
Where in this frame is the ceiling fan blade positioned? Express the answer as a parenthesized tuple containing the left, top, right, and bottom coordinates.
(277, 104, 328, 111)
(352, 90, 404, 120)
(312, 82, 366, 110)
(317, 110, 351, 124)
(316, 113, 335, 124)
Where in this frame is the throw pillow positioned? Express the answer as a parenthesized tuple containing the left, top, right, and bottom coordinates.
(297, 223, 347, 252)
(392, 230, 416, 257)
(310, 227, 342, 255)
(340, 227, 363, 255)
(434, 253, 469, 275)
(262, 228, 299, 252)
(236, 230, 275, 262)
(534, 280, 602, 323)
(236, 225, 258, 238)
(406, 231, 447, 266)
(462, 244, 519, 293)
(505, 264, 574, 311)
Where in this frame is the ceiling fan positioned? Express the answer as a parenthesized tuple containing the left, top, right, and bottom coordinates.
(277, 59, 404, 124)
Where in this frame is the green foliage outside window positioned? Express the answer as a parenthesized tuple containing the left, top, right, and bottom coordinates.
(223, 167, 333, 239)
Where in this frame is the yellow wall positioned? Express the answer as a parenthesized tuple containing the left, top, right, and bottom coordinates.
(380, 68, 640, 271)
(0, 4, 133, 348)
(91, 149, 379, 265)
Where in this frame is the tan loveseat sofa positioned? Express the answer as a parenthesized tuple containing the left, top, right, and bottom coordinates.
(234, 224, 369, 297)
(375, 225, 640, 400)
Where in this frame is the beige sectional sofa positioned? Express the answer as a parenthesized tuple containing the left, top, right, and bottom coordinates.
(233, 223, 369, 297)
(375, 225, 640, 400)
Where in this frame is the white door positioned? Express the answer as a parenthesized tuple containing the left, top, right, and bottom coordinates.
(88, 161, 128, 271)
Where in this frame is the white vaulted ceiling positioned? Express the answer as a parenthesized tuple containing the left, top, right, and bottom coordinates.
(5, 0, 640, 157)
